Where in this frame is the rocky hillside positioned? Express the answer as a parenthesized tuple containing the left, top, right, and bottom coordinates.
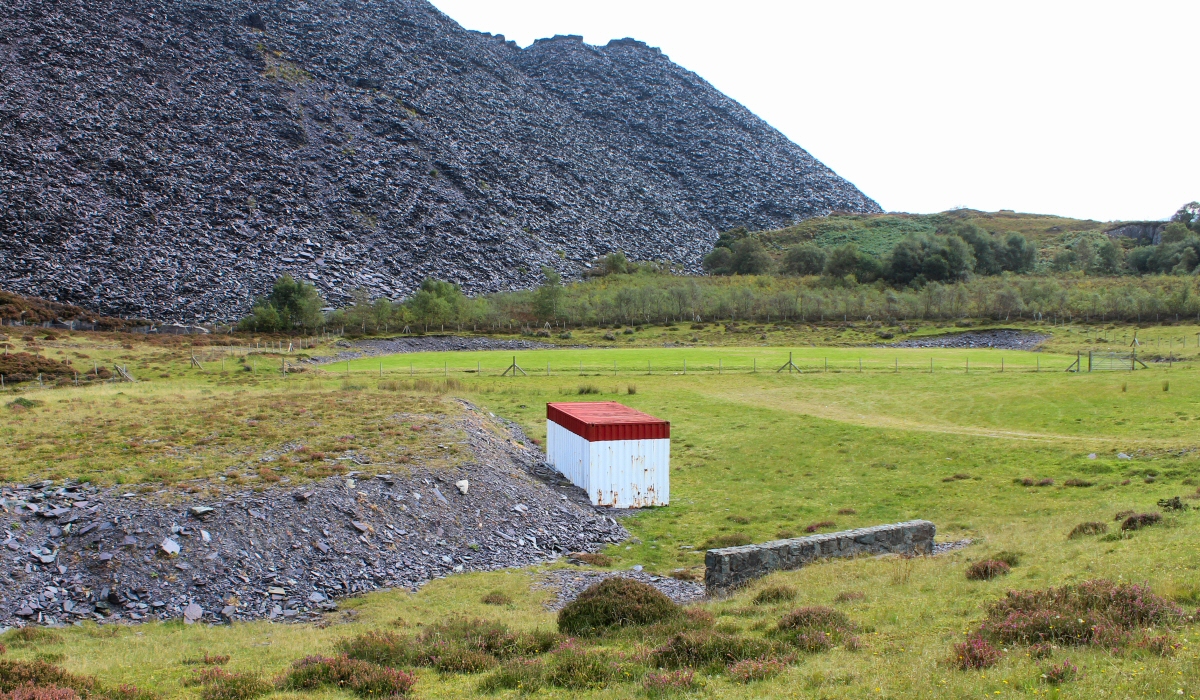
(0, 0, 879, 322)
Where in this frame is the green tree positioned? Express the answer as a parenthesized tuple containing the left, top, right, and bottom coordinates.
(1162, 222, 1191, 244)
(824, 243, 881, 282)
(533, 266, 565, 321)
(408, 278, 465, 329)
(999, 233, 1036, 273)
(702, 246, 734, 275)
(601, 252, 630, 275)
(729, 238, 773, 275)
(266, 274, 325, 330)
(782, 243, 827, 276)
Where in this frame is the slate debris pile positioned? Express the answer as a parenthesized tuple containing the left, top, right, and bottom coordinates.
(0, 0, 879, 323)
(885, 330, 1050, 351)
(0, 414, 627, 627)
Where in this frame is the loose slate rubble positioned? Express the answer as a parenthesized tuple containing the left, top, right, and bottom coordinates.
(884, 330, 1050, 351)
(0, 0, 879, 323)
(311, 337, 556, 365)
(0, 414, 626, 627)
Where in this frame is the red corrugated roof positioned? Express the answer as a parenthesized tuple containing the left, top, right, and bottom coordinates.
(547, 401, 670, 442)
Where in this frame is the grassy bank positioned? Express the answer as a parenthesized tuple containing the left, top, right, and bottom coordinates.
(2, 328, 1200, 698)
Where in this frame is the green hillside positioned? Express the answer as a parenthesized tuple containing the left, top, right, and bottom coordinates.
(753, 209, 1112, 263)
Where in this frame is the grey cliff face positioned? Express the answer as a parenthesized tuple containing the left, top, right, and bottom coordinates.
(0, 0, 880, 321)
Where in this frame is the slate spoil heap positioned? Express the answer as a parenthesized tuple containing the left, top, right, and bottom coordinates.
(0, 0, 879, 322)
(0, 420, 627, 627)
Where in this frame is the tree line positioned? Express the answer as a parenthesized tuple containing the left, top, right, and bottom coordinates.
(236, 203, 1200, 333)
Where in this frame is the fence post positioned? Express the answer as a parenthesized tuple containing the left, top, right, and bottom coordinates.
(1088, 351, 1092, 373)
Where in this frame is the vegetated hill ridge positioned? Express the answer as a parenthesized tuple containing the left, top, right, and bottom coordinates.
(753, 209, 1114, 261)
(0, 0, 879, 322)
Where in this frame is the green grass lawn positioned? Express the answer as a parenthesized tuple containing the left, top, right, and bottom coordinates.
(4, 332, 1200, 698)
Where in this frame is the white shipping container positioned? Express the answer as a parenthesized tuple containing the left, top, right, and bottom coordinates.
(546, 402, 670, 508)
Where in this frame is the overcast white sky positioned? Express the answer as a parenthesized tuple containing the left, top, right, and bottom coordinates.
(430, 0, 1199, 222)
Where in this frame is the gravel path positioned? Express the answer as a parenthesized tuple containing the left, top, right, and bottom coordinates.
(884, 330, 1049, 350)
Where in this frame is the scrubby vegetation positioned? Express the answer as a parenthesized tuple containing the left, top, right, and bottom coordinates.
(557, 579, 680, 636)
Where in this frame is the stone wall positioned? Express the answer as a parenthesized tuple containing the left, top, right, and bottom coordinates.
(704, 520, 936, 594)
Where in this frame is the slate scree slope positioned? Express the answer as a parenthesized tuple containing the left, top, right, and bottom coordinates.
(0, 0, 880, 321)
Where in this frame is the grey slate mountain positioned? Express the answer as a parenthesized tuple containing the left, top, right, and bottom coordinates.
(0, 0, 880, 321)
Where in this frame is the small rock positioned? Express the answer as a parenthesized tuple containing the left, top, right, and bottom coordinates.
(201, 530, 211, 543)
(455, 479, 469, 495)
(351, 521, 369, 533)
(1088, 453, 1097, 459)
(182, 603, 203, 623)
(189, 506, 214, 519)
(513, 504, 528, 514)
(294, 491, 314, 502)
(1117, 453, 1131, 460)
(160, 538, 181, 556)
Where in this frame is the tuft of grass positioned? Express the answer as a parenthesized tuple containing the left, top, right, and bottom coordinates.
(1042, 659, 1078, 685)
(992, 551, 1022, 567)
(833, 591, 866, 604)
(753, 585, 796, 605)
(727, 514, 751, 524)
(184, 668, 271, 700)
(965, 560, 1011, 581)
(650, 631, 778, 670)
(640, 669, 697, 696)
(557, 579, 679, 636)
(774, 607, 859, 652)
(577, 385, 600, 395)
(703, 532, 752, 548)
(569, 552, 612, 567)
(1068, 522, 1108, 539)
(1063, 478, 1093, 487)
(481, 591, 512, 606)
(804, 520, 836, 533)
(626, 384, 637, 395)
(728, 657, 791, 683)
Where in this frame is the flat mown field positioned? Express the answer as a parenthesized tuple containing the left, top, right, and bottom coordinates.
(2, 327, 1200, 698)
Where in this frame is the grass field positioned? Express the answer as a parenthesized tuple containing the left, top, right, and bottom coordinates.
(3, 325, 1200, 698)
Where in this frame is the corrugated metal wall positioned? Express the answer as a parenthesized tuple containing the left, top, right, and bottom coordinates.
(547, 420, 670, 508)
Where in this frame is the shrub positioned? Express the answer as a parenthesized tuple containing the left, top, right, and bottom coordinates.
(417, 619, 559, 661)
(728, 657, 790, 683)
(727, 515, 751, 524)
(1157, 496, 1188, 511)
(280, 655, 415, 697)
(1068, 522, 1108, 539)
(702, 532, 751, 548)
(1037, 478, 1055, 487)
(1138, 633, 1179, 657)
(950, 636, 1000, 670)
(1113, 510, 1135, 521)
(966, 560, 1010, 581)
(336, 630, 410, 667)
(979, 580, 1183, 647)
(577, 385, 600, 395)
(1041, 659, 1078, 685)
(185, 669, 270, 700)
(1, 685, 80, 700)
(837, 508, 857, 515)
(650, 631, 777, 669)
(0, 661, 98, 697)
(1028, 643, 1054, 659)
(775, 530, 796, 539)
(775, 607, 858, 651)
(833, 591, 866, 604)
(804, 520, 836, 533)
(626, 384, 636, 395)
(1120, 513, 1161, 531)
(481, 592, 512, 606)
(753, 585, 796, 605)
(1063, 479, 1093, 487)
(641, 669, 696, 696)
(1018, 478, 1035, 486)
(558, 579, 680, 636)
